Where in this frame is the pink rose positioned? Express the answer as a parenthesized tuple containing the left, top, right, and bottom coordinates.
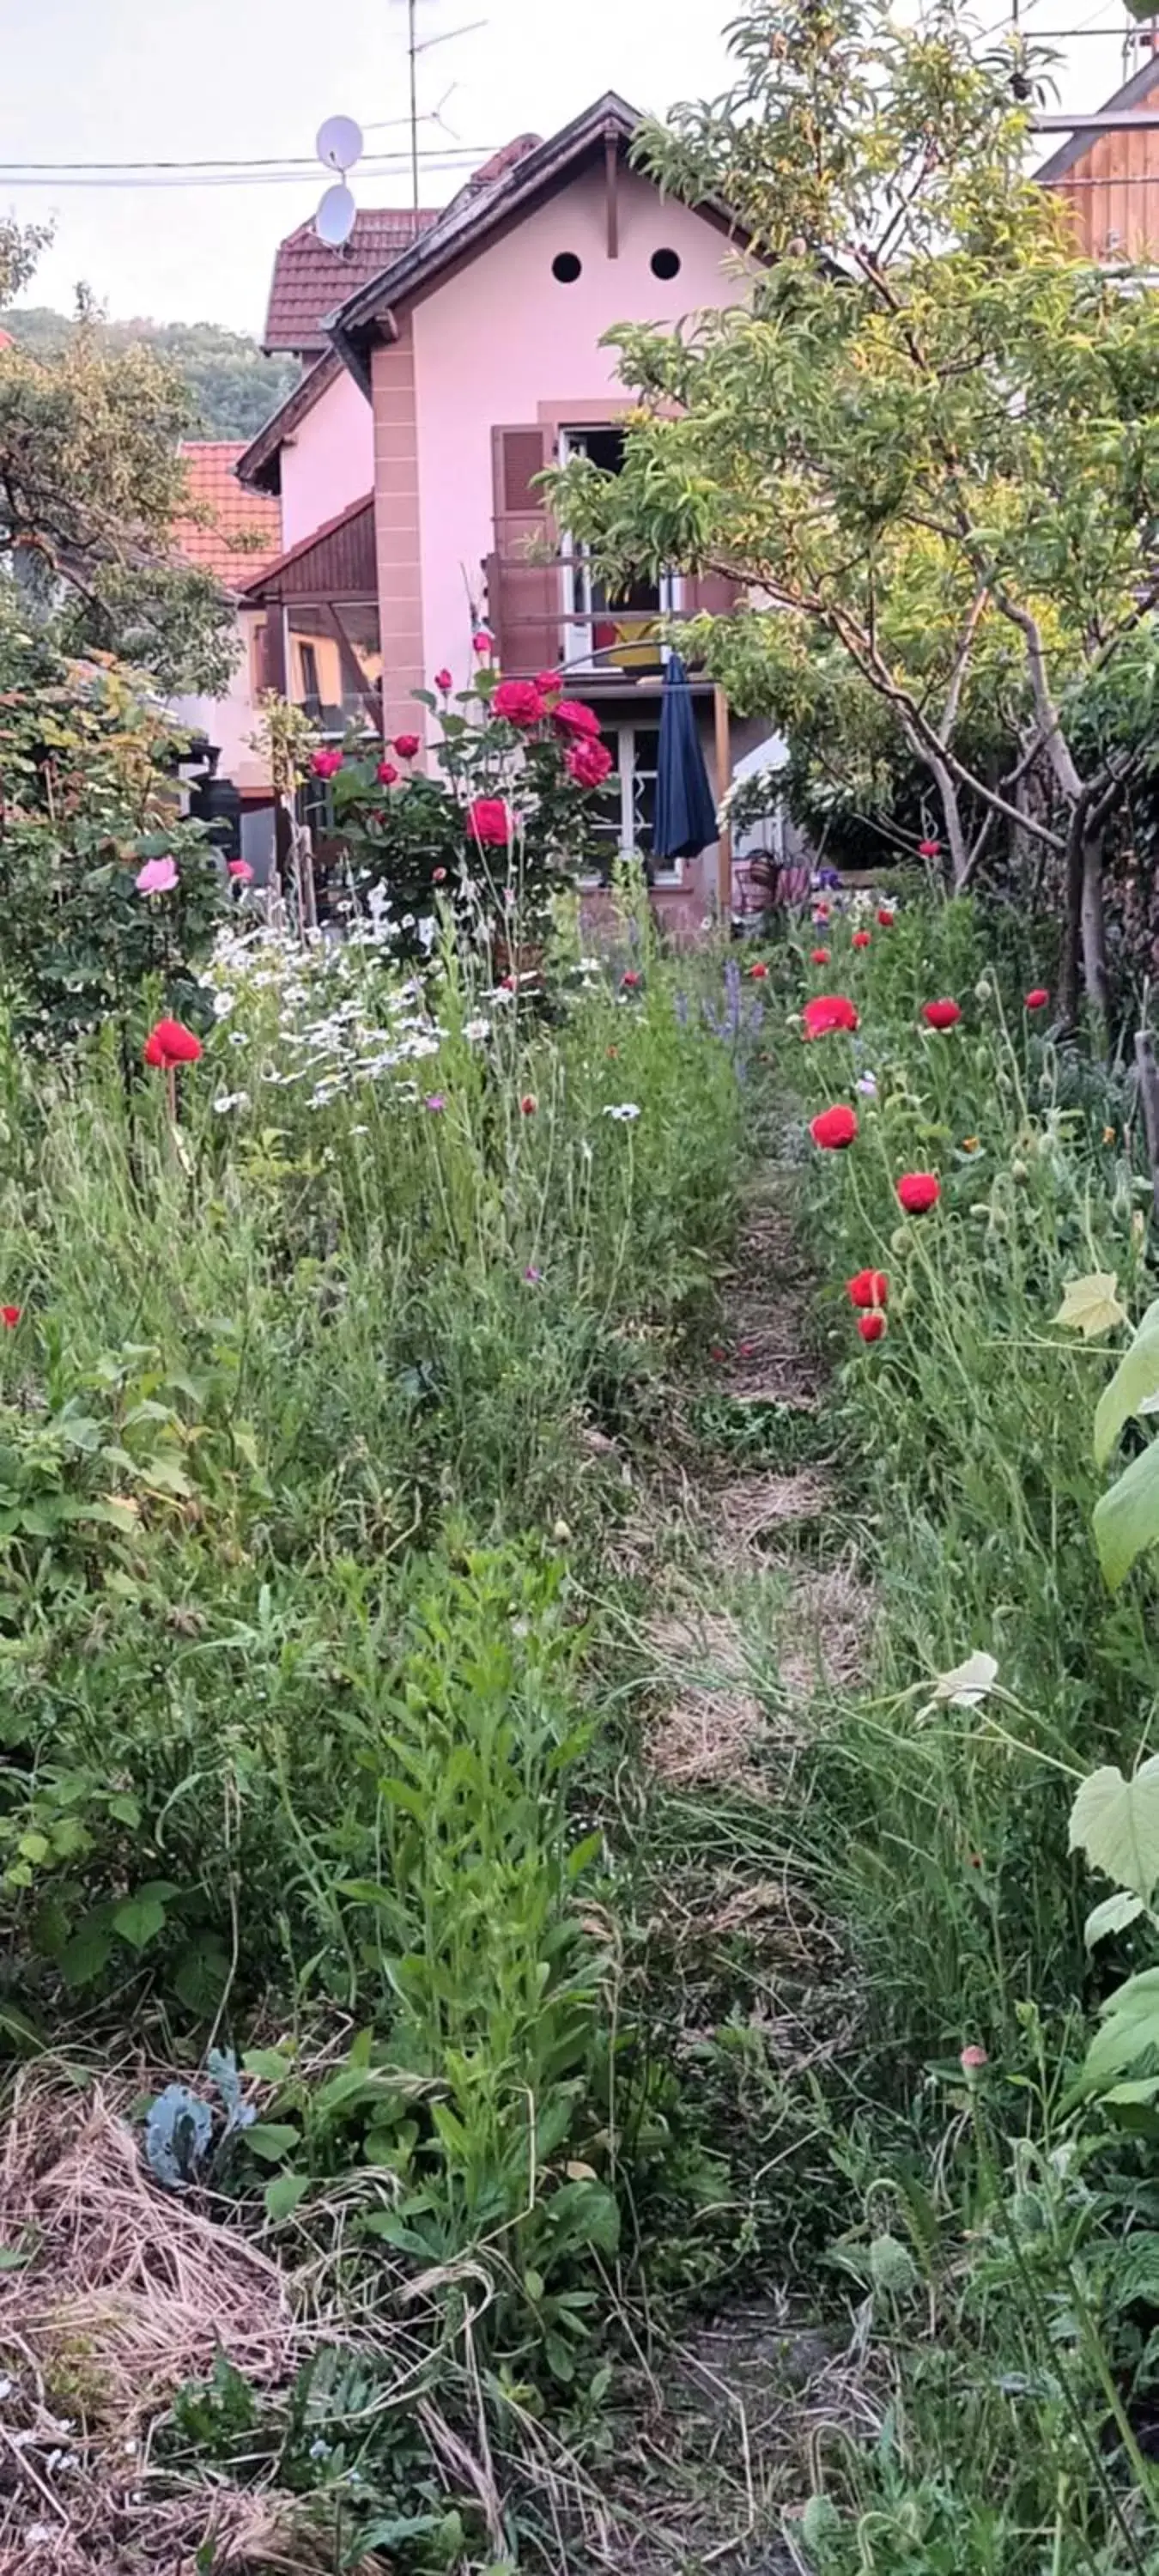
(135, 855, 178, 895)
(565, 738, 613, 788)
(377, 760, 399, 786)
(393, 734, 420, 760)
(468, 796, 511, 848)
(493, 678, 546, 727)
(552, 699, 601, 741)
(228, 859, 253, 883)
(311, 748, 343, 780)
(473, 631, 494, 656)
(434, 668, 452, 691)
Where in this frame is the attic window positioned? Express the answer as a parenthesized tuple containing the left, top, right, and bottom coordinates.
(651, 247, 681, 281)
(552, 252, 583, 284)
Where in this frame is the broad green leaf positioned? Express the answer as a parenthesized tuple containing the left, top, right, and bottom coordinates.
(1095, 1299, 1159, 1465)
(1070, 1757, 1159, 1898)
(1085, 1890, 1147, 1947)
(264, 2171, 309, 2221)
(245, 2121, 301, 2163)
(243, 2047, 294, 2082)
(112, 1891, 167, 1951)
(1095, 1441, 1159, 1589)
(1055, 1272, 1128, 1339)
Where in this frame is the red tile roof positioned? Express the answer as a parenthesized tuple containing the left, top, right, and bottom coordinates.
(263, 208, 437, 353)
(173, 443, 282, 591)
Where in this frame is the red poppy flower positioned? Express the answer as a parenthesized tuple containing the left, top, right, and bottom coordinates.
(803, 994, 859, 1039)
(434, 668, 452, 691)
(918, 837, 940, 860)
(810, 946, 830, 966)
(922, 998, 962, 1030)
(565, 738, 614, 787)
(1025, 987, 1049, 1012)
(376, 760, 399, 786)
(143, 1018, 203, 1069)
(622, 969, 641, 989)
(393, 733, 420, 760)
(853, 929, 871, 951)
(877, 907, 895, 927)
(749, 960, 769, 980)
(1, 1306, 21, 1329)
(552, 699, 601, 740)
(847, 1268, 888, 1310)
(468, 796, 511, 847)
(896, 1172, 940, 1213)
(519, 1094, 537, 1116)
(310, 748, 343, 780)
(810, 1104, 858, 1151)
(858, 1311, 886, 1343)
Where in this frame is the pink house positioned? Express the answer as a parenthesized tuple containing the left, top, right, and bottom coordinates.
(236, 97, 766, 917)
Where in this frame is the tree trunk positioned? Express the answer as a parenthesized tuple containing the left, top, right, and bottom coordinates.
(1080, 830, 1110, 1049)
(1059, 806, 1086, 1030)
(1135, 1028, 1159, 1225)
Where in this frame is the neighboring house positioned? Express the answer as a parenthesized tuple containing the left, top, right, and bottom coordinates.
(1035, 42, 1159, 264)
(235, 96, 768, 921)
(170, 441, 282, 860)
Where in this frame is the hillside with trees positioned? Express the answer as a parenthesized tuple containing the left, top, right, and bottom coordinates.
(0, 307, 297, 439)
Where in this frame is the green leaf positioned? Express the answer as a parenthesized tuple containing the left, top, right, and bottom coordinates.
(1095, 1299, 1159, 1465)
(242, 2047, 294, 2082)
(264, 2171, 309, 2221)
(246, 2121, 301, 2163)
(58, 1917, 113, 1987)
(1095, 1441, 1159, 1589)
(112, 1891, 168, 1951)
(1070, 1756, 1159, 1899)
(1055, 1272, 1128, 1339)
(1085, 1891, 1147, 1948)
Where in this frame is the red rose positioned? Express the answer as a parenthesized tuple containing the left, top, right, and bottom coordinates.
(143, 1017, 203, 1069)
(1, 1306, 21, 1329)
(877, 907, 895, 927)
(857, 1312, 886, 1343)
(393, 733, 420, 760)
(536, 669, 562, 697)
(434, 668, 452, 691)
(810, 1104, 858, 1151)
(847, 1268, 888, 1309)
(1025, 987, 1049, 1011)
(552, 698, 601, 740)
(810, 946, 830, 966)
(803, 994, 859, 1039)
(228, 859, 252, 882)
(311, 747, 343, 780)
(377, 760, 399, 786)
(468, 797, 511, 847)
(896, 1172, 940, 1213)
(749, 960, 768, 980)
(853, 929, 871, 950)
(922, 999, 962, 1030)
(494, 678, 546, 727)
(565, 738, 614, 787)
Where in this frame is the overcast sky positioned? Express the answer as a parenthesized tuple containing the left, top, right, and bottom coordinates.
(0, 0, 1142, 337)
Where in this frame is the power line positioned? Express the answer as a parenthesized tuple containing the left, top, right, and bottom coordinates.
(0, 150, 496, 194)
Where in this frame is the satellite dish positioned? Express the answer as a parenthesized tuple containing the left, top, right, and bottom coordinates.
(315, 181, 357, 246)
(316, 114, 363, 173)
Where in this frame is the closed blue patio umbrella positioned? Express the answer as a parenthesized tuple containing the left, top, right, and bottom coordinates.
(653, 652, 719, 864)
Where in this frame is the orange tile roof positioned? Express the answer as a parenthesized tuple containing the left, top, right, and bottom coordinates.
(173, 442, 282, 592)
(263, 207, 437, 353)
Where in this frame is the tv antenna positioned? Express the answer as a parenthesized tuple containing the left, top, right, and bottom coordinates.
(396, 0, 488, 216)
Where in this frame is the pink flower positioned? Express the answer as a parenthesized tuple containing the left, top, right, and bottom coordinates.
(960, 2044, 988, 2075)
(1, 1306, 21, 1330)
(311, 748, 343, 780)
(376, 760, 399, 786)
(622, 969, 641, 989)
(393, 734, 420, 761)
(228, 859, 253, 883)
(434, 668, 452, 691)
(919, 836, 940, 860)
(524, 1264, 542, 1285)
(473, 631, 494, 656)
(535, 670, 562, 698)
(494, 678, 546, 727)
(424, 1093, 446, 1113)
(520, 1093, 537, 1115)
(135, 855, 178, 896)
(852, 929, 871, 950)
(565, 737, 614, 788)
(468, 796, 511, 848)
(552, 699, 601, 741)
(432, 866, 447, 884)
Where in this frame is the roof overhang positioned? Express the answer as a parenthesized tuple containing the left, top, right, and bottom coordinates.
(1033, 48, 1159, 188)
(235, 349, 349, 495)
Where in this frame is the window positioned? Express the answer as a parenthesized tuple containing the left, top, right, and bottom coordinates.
(584, 721, 683, 887)
(651, 246, 682, 280)
(287, 601, 382, 733)
(558, 427, 681, 674)
(552, 251, 582, 283)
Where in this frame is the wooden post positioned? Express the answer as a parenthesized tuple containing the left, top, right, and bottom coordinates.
(713, 683, 732, 922)
(1135, 1026, 1159, 1224)
(604, 128, 620, 258)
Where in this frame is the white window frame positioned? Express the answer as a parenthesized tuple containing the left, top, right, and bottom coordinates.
(580, 720, 683, 890)
(559, 428, 681, 674)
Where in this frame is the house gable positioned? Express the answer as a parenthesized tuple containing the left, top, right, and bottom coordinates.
(1035, 50, 1159, 262)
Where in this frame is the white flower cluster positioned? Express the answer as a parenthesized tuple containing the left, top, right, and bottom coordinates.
(200, 924, 446, 1112)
